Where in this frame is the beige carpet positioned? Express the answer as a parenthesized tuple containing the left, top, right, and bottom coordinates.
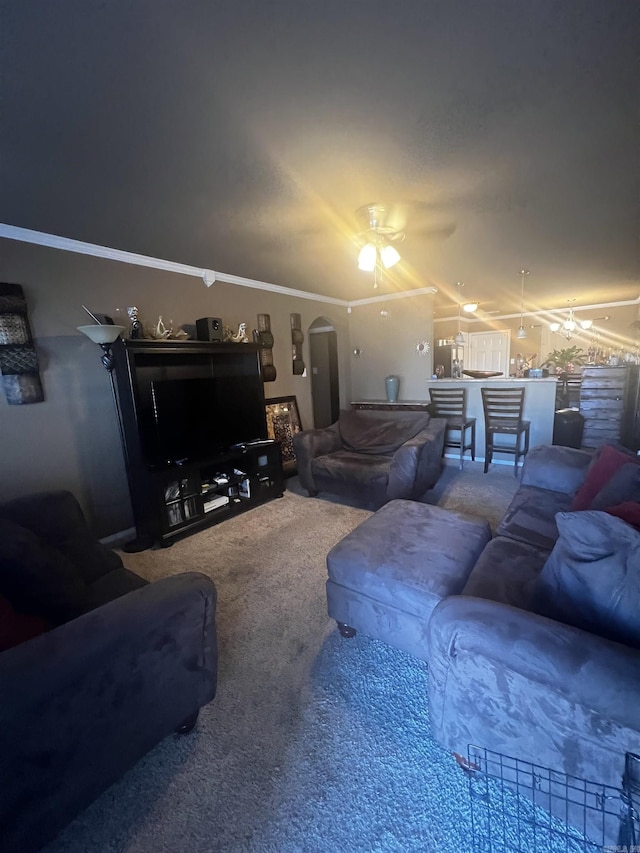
(46, 464, 520, 853)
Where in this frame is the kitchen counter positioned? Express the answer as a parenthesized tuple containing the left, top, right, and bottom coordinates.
(425, 377, 557, 466)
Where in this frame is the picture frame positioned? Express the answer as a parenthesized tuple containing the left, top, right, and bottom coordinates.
(265, 395, 302, 476)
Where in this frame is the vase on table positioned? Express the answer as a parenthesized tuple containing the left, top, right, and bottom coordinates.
(385, 374, 400, 403)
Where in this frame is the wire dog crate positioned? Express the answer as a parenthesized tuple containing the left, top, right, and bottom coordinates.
(467, 746, 640, 853)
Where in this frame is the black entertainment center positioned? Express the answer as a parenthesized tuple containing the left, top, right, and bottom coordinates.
(111, 339, 285, 548)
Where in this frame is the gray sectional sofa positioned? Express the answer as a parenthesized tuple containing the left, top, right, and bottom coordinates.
(427, 443, 640, 796)
(327, 442, 640, 842)
(0, 490, 218, 853)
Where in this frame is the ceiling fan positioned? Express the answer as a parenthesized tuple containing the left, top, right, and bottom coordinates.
(355, 201, 457, 285)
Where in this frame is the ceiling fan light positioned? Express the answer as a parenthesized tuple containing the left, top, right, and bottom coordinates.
(380, 244, 400, 268)
(357, 243, 376, 272)
(462, 302, 478, 313)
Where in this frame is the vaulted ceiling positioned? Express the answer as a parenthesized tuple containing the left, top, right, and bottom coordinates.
(2, 2, 638, 315)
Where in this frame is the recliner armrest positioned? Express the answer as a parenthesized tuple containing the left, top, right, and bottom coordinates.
(388, 418, 447, 499)
(0, 572, 217, 853)
(293, 423, 342, 491)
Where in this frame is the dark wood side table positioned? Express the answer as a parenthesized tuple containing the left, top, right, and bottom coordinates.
(350, 399, 432, 412)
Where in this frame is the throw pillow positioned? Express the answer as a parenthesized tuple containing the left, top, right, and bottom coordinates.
(605, 502, 640, 532)
(0, 595, 49, 651)
(570, 444, 639, 511)
(0, 518, 94, 626)
(533, 510, 640, 648)
(590, 462, 640, 510)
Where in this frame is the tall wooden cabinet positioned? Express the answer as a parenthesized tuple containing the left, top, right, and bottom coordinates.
(111, 339, 285, 548)
(579, 365, 640, 451)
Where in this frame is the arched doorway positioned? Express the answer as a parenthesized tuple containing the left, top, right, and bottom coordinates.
(308, 316, 340, 428)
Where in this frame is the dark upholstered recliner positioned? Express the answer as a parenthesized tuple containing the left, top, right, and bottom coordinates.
(0, 490, 217, 853)
(293, 409, 446, 507)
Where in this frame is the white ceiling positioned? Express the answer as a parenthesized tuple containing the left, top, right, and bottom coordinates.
(1, 1, 638, 315)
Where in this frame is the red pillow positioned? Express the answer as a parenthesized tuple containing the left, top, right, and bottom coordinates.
(0, 596, 49, 651)
(605, 502, 640, 532)
(571, 445, 639, 511)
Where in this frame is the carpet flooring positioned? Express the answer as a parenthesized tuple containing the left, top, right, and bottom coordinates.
(45, 463, 526, 853)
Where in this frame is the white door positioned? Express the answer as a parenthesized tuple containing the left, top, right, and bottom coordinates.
(467, 331, 510, 373)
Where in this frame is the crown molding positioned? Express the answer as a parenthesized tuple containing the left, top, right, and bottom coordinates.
(0, 224, 438, 311)
(348, 287, 437, 309)
(0, 224, 349, 306)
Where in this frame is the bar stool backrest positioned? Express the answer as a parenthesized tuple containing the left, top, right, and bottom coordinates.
(481, 386, 526, 428)
(429, 387, 467, 425)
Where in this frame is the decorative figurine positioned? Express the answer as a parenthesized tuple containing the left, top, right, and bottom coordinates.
(223, 322, 249, 343)
(154, 316, 172, 339)
(127, 306, 144, 339)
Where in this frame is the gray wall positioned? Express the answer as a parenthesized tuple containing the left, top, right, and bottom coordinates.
(0, 238, 352, 536)
(348, 295, 435, 401)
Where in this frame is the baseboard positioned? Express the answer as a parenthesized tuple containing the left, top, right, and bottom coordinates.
(99, 527, 136, 547)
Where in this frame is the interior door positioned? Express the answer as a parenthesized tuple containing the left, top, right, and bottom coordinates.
(309, 330, 339, 428)
(467, 331, 510, 373)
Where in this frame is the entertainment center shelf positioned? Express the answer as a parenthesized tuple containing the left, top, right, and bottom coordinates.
(111, 339, 285, 548)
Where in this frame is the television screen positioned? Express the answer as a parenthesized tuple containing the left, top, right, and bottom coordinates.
(147, 375, 267, 466)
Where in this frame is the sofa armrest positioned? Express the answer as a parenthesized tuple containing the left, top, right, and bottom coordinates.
(293, 423, 341, 491)
(428, 595, 640, 785)
(388, 418, 446, 499)
(0, 572, 217, 853)
(520, 444, 594, 494)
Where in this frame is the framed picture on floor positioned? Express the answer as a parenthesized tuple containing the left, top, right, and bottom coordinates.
(265, 395, 302, 476)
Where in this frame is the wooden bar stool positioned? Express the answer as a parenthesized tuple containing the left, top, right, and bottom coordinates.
(480, 386, 530, 477)
(428, 387, 476, 470)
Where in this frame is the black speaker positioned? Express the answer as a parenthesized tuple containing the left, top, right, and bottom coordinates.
(196, 317, 223, 341)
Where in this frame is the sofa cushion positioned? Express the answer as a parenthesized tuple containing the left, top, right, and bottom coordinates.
(90, 566, 149, 605)
(590, 462, 640, 510)
(533, 510, 640, 648)
(496, 485, 573, 550)
(0, 594, 49, 651)
(520, 444, 594, 494)
(462, 535, 549, 609)
(0, 518, 94, 626)
(338, 409, 430, 455)
(570, 444, 638, 511)
(311, 450, 391, 506)
(0, 489, 124, 584)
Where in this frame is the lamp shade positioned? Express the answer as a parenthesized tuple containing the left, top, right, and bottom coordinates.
(77, 325, 125, 344)
(357, 243, 377, 272)
(516, 325, 527, 340)
(380, 244, 400, 269)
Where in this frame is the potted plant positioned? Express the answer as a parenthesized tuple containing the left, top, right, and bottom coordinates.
(541, 345, 587, 374)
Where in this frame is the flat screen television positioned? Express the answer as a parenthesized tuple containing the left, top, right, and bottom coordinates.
(144, 374, 267, 466)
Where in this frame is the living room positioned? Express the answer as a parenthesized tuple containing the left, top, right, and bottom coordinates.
(2, 3, 640, 851)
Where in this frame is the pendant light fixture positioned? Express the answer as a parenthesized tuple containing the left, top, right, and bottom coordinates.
(549, 299, 598, 341)
(516, 269, 529, 340)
